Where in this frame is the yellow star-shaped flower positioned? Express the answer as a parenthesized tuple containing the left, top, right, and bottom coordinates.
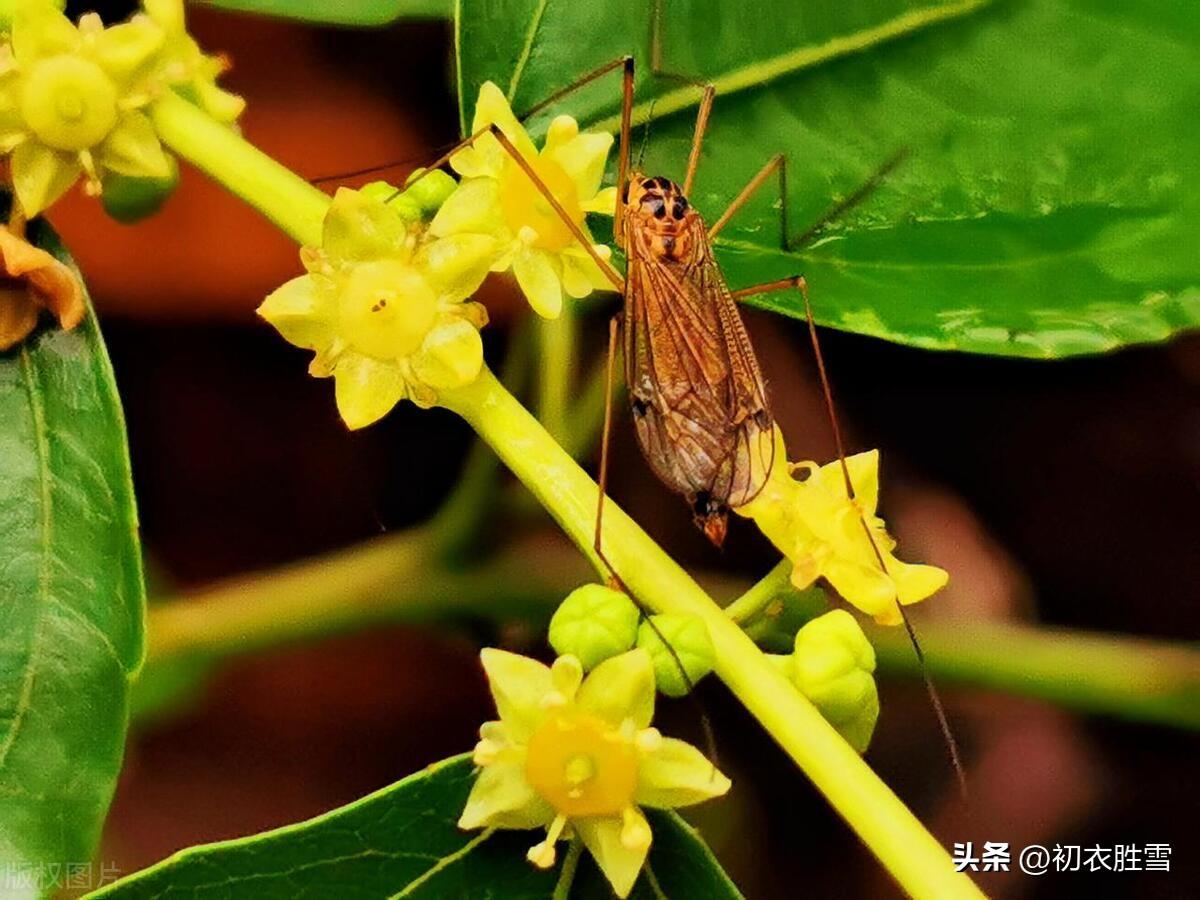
(461, 648, 730, 898)
(738, 431, 948, 625)
(430, 81, 618, 319)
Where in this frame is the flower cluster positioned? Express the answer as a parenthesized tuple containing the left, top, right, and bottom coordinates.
(0, 0, 241, 218)
(460, 648, 729, 897)
(258, 186, 495, 428)
(431, 81, 617, 318)
(261, 85, 620, 427)
(737, 430, 948, 626)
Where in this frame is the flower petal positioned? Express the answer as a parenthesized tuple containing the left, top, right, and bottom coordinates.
(257, 275, 335, 351)
(512, 249, 562, 318)
(97, 112, 171, 178)
(331, 352, 407, 430)
(822, 556, 897, 622)
(576, 648, 654, 729)
(575, 813, 650, 899)
(411, 316, 484, 392)
(560, 244, 615, 298)
(13, 4, 81, 64)
(11, 141, 81, 217)
(636, 736, 731, 809)
(471, 80, 537, 160)
(891, 559, 949, 605)
(89, 15, 165, 88)
(545, 129, 614, 204)
(458, 754, 554, 830)
(418, 233, 497, 302)
(428, 177, 503, 239)
(479, 648, 553, 743)
(582, 185, 618, 216)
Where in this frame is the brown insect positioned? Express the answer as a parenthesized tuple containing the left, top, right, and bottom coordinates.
(479, 56, 816, 559)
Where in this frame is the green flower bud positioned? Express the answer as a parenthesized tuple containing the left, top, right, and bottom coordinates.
(100, 156, 180, 223)
(359, 180, 422, 223)
(402, 168, 457, 215)
(636, 614, 714, 698)
(791, 610, 879, 753)
(548, 584, 639, 671)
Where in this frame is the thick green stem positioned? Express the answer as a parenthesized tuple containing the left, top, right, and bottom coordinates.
(149, 91, 328, 247)
(442, 367, 982, 900)
(535, 304, 578, 443)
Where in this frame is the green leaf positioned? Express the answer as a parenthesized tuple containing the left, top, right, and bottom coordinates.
(457, 0, 1200, 357)
(0, 221, 145, 889)
(205, 0, 451, 26)
(87, 755, 741, 899)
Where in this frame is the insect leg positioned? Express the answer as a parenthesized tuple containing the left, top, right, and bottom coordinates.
(706, 153, 786, 242)
(487, 125, 626, 291)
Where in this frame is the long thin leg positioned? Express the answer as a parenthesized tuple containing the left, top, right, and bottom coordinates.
(488, 125, 625, 290)
(594, 315, 622, 583)
(792, 149, 908, 249)
(730, 273, 968, 799)
(707, 153, 786, 243)
(682, 84, 714, 197)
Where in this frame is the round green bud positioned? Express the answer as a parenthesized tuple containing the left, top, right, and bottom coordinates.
(100, 157, 180, 224)
(548, 584, 639, 671)
(402, 169, 457, 215)
(791, 610, 879, 752)
(358, 180, 422, 223)
(636, 614, 714, 698)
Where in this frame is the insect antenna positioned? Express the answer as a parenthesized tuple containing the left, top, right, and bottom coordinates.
(796, 278, 968, 801)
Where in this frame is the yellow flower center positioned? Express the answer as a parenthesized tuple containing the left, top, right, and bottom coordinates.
(525, 712, 638, 818)
(499, 154, 581, 252)
(338, 260, 437, 359)
(21, 56, 119, 151)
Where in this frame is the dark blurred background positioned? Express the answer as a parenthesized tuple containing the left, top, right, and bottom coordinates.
(54, 5, 1198, 898)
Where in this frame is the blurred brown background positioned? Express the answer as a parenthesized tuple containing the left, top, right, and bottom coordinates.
(54, 4, 1198, 898)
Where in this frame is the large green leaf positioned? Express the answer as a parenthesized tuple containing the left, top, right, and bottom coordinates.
(457, 0, 1200, 357)
(0, 222, 145, 890)
(88, 755, 741, 899)
(206, 0, 451, 26)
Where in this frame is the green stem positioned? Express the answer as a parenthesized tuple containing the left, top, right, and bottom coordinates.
(551, 839, 583, 900)
(441, 367, 982, 900)
(871, 620, 1200, 730)
(535, 303, 578, 443)
(724, 559, 792, 624)
(149, 91, 328, 247)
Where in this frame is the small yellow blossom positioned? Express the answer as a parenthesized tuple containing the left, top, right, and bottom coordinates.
(461, 649, 730, 898)
(429, 81, 617, 319)
(737, 431, 948, 626)
(0, 1, 172, 216)
(259, 187, 495, 429)
(0, 224, 84, 349)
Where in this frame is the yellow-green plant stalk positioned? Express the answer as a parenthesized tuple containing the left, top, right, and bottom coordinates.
(142, 91, 983, 900)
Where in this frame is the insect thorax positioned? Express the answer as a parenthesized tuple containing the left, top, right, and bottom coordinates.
(623, 174, 700, 263)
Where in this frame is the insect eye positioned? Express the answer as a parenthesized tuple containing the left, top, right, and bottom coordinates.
(672, 198, 687, 220)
